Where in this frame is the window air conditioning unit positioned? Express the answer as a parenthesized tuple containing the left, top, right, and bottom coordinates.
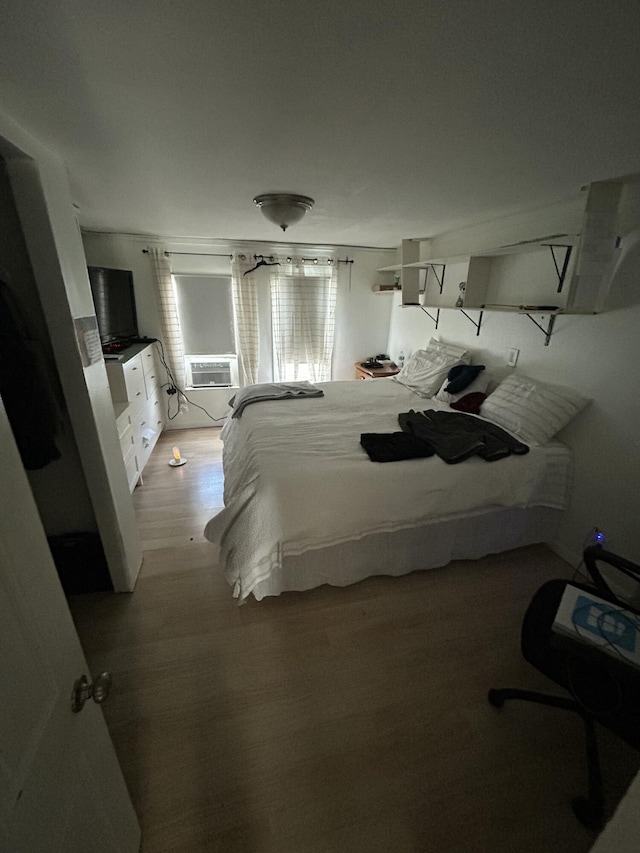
(186, 355, 239, 388)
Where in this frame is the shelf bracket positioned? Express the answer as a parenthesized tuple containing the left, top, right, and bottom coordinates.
(420, 305, 440, 328)
(525, 313, 557, 346)
(425, 263, 446, 294)
(543, 244, 573, 294)
(459, 309, 484, 336)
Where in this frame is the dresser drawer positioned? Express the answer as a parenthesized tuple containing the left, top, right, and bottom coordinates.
(136, 390, 163, 434)
(133, 389, 164, 458)
(147, 387, 165, 429)
(115, 405, 132, 440)
(119, 419, 135, 459)
(107, 346, 164, 490)
(142, 345, 159, 376)
(123, 354, 146, 410)
(123, 442, 140, 492)
(143, 363, 161, 399)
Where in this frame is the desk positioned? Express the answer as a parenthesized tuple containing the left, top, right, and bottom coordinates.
(355, 361, 400, 380)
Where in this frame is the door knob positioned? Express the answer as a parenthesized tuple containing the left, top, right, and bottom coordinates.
(71, 672, 112, 713)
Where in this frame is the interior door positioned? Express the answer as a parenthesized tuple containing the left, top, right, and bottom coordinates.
(0, 394, 140, 853)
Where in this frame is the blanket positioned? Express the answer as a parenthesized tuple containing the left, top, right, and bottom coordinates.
(205, 380, 572, 603)
(229, 381, 324, 418)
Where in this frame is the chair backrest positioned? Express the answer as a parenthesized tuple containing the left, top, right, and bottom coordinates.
(583, 546, 640, 614)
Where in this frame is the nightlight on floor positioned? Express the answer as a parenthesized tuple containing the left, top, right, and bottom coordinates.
(169, 445, 187, 467)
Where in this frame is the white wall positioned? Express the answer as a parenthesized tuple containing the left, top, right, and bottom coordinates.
(387, 204, 640, 568)
(0, 109, 142, 591)
(82, 232, 395, 428)
(0, 160, 95, 535)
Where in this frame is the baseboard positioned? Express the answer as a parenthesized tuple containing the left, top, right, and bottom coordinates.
(549, 539, 581, 570)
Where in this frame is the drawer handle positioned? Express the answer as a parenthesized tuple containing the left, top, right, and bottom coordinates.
(136, 392, 141, 396)
(132, 366, 138, 371)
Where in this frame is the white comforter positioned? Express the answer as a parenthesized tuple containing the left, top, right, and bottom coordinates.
(204, 379, 570, 602)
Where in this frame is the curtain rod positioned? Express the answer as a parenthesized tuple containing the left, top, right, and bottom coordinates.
(237, 254, 354, 265)
(304, 257, 355, 265)
(142, 249, 233, 259)
(143, 249, 354, 264)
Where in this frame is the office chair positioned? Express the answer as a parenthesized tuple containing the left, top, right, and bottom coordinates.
(488, 546, 640, 831)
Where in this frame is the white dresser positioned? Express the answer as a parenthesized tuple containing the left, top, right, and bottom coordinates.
(105, 343, 165, 491)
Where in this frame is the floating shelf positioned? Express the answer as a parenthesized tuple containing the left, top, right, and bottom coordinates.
(407, 303, 596, 345)
(388, 176, 634, 345)
(475, 306, 596, 315)
(403, 234, 581, 268)
(420, 303, 596, 316)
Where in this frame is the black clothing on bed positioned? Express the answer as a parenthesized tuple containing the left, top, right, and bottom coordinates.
(398, 409, 529, 464)
(360, 431, 435, 463)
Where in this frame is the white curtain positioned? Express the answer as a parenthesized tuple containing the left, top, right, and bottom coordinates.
(231, 254, 260, 386)
(148, 247, 185, 391)
(270, 258, 337, 382)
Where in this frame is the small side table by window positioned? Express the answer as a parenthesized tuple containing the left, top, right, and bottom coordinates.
(355, 361, 400, 380)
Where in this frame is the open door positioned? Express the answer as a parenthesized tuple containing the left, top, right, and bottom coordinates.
(0, 392, 140, 851)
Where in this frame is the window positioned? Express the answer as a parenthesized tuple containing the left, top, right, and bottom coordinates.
(173, 274, 237, 388)
(270, 261, 337, 382)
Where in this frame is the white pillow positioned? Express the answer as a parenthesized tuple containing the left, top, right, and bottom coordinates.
(424, 338, 470, 362)
(435, 371, 492, 405)
(481, 374, 590, 445)
(394, 348, 467, 398)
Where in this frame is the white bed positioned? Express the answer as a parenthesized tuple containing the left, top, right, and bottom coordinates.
(204, 378, 571, 603)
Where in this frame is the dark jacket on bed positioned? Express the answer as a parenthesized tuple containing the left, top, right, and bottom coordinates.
(398, 409, 529, 464)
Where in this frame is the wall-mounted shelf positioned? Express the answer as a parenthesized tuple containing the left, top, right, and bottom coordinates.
(380, 240, 422, 305)
(402, 234, 580, 268)
(459, 308, 484, 336)
(414, 301, 596, 345)
(419, 306, 440, 327)
(372, 285, 401, 293)
(402, 241, 421, 305)
(412, 243, 575, 311)
(423, 263, 446, 294)
(386, 176, 635, 345)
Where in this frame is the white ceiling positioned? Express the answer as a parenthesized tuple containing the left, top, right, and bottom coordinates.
(1, 1, 640, 248)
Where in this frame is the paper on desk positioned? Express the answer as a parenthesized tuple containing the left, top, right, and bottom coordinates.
(553, 584, 640, 669)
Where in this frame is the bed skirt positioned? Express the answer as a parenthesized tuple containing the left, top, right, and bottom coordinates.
(247, 505, 562, 601)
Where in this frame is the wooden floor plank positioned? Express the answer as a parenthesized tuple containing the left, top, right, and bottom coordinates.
(69, 427, 639, 852)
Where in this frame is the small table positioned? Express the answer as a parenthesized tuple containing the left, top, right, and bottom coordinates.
(355, 361, 400, 380)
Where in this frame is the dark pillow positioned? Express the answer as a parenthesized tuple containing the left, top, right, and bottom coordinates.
(445, 364, 485, 394)
(450, 391, 487, 414)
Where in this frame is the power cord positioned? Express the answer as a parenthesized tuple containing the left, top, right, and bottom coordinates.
(571, 530, 605, 584)
(153, 339, 231, 423)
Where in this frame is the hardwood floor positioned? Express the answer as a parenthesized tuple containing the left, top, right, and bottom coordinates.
(70, 428, 639, 853)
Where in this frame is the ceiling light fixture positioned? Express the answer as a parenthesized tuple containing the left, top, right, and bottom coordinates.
(253, 193, 315, 231)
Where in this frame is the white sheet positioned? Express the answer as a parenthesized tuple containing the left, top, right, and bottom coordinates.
(204, 379, 571, 603)
(246, 506, 563, 601)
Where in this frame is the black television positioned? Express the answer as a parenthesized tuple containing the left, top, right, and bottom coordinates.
(88, 266, 139, 347)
